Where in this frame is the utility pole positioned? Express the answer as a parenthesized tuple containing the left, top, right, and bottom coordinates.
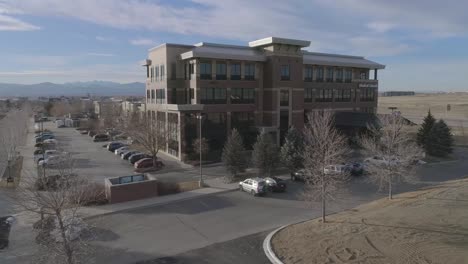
(197, 113, 204, 187)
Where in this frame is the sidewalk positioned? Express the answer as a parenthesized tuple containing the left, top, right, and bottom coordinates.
(81, 186, 237, 220)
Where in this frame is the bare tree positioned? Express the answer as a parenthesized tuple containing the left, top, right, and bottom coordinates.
(193, 137, 209, 162)
(302, 110, 349, 223)
(125, 115, 166, 168)
(0, 109, 29, 182)
(14, 156, 98, 264)
(360, 114, 423, 199)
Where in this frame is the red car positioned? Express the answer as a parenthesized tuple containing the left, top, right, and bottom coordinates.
(134, 158, 164, 169)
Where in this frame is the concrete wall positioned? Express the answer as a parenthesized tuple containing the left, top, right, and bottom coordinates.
(105, 175, 158, 204)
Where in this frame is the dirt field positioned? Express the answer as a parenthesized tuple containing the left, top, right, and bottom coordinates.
(272, 178, 468, 264)
(378, 93, 468, 121)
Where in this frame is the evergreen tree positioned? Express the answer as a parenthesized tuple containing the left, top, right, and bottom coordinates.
(252, 132, 280, 177)
(417, 110, 436, 148)
(426, 120, 454, 157)
(280, 126, 304, 175)
(222, 129, 247, 181)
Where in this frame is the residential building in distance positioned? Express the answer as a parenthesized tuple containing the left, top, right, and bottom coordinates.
(382, 91, 415, 97)
(93, 99, 122, 119)
(143, 37, 385, 161)
(121, 100, 146, 117)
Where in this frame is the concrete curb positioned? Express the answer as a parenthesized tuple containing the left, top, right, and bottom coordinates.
(83, 188, 237, 220)
(263, 225, 286, 264)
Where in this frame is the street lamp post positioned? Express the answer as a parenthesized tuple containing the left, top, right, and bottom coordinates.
(196, 114, 204, 187)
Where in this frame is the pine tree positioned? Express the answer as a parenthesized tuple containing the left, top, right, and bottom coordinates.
(417, 110, 436, 148)
(252, 132, 280, 177)
(222, 129, 247, 181)
(426, 120, 454, 157)
(280, 126, 304, 175)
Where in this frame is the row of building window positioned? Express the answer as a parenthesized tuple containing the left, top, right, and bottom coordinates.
(200, 87, 255, 104)
(147, 87, 375, 105)
(150, 64, 165, 82)
(277, 65, 367, 82)
(304, 88, 375, 102)
(197, 62, 256, 80)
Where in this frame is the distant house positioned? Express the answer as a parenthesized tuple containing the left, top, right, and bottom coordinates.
(382, 91, 415, 96)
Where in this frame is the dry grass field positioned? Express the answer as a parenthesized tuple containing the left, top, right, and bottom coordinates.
(378, 93, 468, 121)
(378, 93, 468, 145)
(272, 179, 468, 264)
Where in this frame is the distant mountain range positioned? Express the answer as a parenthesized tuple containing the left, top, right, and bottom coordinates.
(0, 81, 145, 97)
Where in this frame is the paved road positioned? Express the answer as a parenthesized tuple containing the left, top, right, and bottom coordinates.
(87, 147, 468, 264)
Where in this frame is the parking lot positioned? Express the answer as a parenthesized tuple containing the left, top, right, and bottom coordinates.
(40, 122, 136, 182)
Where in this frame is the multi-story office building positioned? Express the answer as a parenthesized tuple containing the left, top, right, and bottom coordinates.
(143, 37, 385, 161)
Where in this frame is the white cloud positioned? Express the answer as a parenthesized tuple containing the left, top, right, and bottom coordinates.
(130, 38, 156, 46)
(367, 22, 395, 33)
(0, 14, 40, 31)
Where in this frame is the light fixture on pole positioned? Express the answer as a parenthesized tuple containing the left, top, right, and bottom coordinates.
(196, 113, 204, 187)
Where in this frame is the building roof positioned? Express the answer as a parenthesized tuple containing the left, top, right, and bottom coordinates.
(303, 52, 385, 69)
(180, 42, 266, 62)
(248, 37, 311, 48)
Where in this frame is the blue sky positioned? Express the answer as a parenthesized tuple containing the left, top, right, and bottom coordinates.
(0, 0, 467, 91)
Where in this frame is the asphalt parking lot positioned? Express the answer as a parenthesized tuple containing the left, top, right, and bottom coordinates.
(43, 123, 136, 182)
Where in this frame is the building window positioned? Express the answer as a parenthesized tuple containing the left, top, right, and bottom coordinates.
(305, 67, 313, 82)
(335, 68, 343, 82)
(360, 88, 375, 102)
(245, 64, 255, 80)
(200, 62, 212, 80)
(316, 67, 324, 82)
(345, 69, 352, 82)
(326, 67, 334, 82)
(146, 90, 151, 100)
(160, 65, 165, 80)
(280, 65, 290, 81)
(359, 70, 368, 80)
(316, 88, 332, 102)
(156, 89, 166, 104)
(304, 88, 313, 102)
(156, 65, 160, 81)
(151, 89, 155, 100)
(231, 88, 255, 104)
(335, 89, 351, 102)
(231, 63, 241, 80)
(200, 88, 227, 104)
(216, 62, 227, 80)
(150, 67, 154, 82)
(280, 90, 289, 106)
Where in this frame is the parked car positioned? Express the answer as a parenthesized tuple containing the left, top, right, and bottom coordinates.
(364, 156, 399, 166)
(291, 169, 306, 182)
(122, 150, 139, 160)
(346, 162, 364, 176)
(239, 178, 267, 196)
(35, 132, 54, 138)
(88, 131, 97, 137)
(107, 142, 126, 152)
(134, 158, 164, 169)
(264, 177, 287, 192)
(35, 134, 55, 143)
(115, 146, 129, 155)
(38, 155, 67, 167)
(43, 138, 58, 145)
(79, 130, 88, 135)
(324, 164, 348, 175)
(35, 149, 61, 163)
(129, 153, 151, 164)
(93, 134, 109, 142)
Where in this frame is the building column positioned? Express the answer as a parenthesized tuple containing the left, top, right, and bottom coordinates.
(241, 61, 245, 80)
(165, 112, 169, 152)
(211, 59, 216, 79)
